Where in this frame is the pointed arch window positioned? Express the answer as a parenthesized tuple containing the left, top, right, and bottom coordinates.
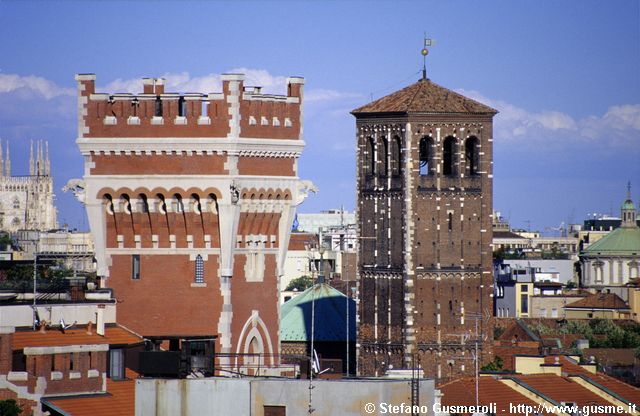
(195, 255, 204, 283)
(419, 136, 433, 176)
(465, 136, 480, 176)
(443, 136, 456, 176)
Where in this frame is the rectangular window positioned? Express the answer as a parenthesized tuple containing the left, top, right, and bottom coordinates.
(109, 349, 125, 380)
(521, 284, 528, 293)
(264, 406, 286, 416)
(521, 294, 529, 314)
(540, 308, 546, 317)
(132, 255, 141, 280)
(551, 308, 558, 318)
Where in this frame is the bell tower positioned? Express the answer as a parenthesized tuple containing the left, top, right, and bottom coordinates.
(352, 42, 498, 382)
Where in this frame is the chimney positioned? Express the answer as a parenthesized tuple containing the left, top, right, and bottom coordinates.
(142, 78, 154, 94)
(154, 78, 165, 95)
(96, 307, 105, 336)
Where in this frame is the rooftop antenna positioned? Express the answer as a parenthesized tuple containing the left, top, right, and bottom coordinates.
(421, 34, 434, 80)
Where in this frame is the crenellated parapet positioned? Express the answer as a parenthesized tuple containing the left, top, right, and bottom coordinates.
(74, 70, 314, 366)
(75, 73, 303, 140)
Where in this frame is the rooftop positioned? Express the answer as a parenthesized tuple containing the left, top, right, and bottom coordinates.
(440, 376, 554, 415)
(513, 374, 630, 415)
(12, 325, 142, 350)
(280, 283, 355, 342)
(351, 78, 497, 115)
(565, 292, 630, 310)
(43, 369, 136, 416)
(583, 226, 640, 255)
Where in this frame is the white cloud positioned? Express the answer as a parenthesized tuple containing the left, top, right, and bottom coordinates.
(100, 69, 361, 103)
(459, 89, 638, 146)
(306, 89, 362, 103)
(0, 74, 74, 99)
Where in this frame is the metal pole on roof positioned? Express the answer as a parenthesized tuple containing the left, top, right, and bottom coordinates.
(32, 234, 38, 330)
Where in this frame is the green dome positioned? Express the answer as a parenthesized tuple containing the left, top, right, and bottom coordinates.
(622, 199, 636, 210)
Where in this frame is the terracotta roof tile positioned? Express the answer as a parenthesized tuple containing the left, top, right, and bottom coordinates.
(566, 293, 630, 310)
(586, 373, 640, 407)
(440, 376, 553, 415)
(514, 374, 631, 415)
(288, 232, 318, 251)
(13, 325, 142, 350)
(352, 78, 497, 115)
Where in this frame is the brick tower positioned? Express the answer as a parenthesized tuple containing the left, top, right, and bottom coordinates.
(352, 72, 497, 382)
(74, 73, 314, 369)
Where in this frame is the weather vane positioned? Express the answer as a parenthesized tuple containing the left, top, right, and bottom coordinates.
(421, 33, 434, 80)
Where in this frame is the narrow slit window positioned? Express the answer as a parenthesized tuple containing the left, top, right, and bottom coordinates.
(382, 138, 389, 176)
(393, 136, 402, 176)
(368, 137, 376, 175)
(448, 212, 453, 231)
(178, 96, 187, 117)
(465, 137, 479, 176)
(154, 96, 163, 117)
(443, 136, 455, 176)
(132, 254, 141, 280)
(419, 137, 432, 176)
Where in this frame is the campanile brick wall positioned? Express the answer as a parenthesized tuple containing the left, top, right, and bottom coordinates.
(353, 78, 497, 383)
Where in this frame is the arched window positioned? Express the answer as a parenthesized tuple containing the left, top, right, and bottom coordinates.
(465, 137, 480, 176)
(392, 136, 402, 176)
(367, 137, 376, 175)
(209, 193, 218, 214)
(191, 194, 201, 215)
(156, 194, 167, 215)
(173, 194, 184, 213)
(195, 255, 204, 283)
(12, 198, 19, 209)
(104, 194, 114, 215)
(443, 136, 456, 176)
(382, 138, 389, 177)
(419, 136, 433, 176)
(120, 194, 131, 215)
(137, 194, 149, 213)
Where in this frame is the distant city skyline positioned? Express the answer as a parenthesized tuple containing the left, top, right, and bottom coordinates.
(0, 1, 638, 233)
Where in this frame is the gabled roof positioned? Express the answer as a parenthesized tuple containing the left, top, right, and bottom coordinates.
(583, 226, 640, 255)
(351, 78, 497, 115)
(565, 293, 630, 310)
(12, 325, 142, 350)
(280, 283, 355, 342)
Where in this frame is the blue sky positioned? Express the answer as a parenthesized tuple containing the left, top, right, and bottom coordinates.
(0, 1, 638, 232)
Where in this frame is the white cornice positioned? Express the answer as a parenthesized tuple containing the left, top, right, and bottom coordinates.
(77, 137, 305, 156)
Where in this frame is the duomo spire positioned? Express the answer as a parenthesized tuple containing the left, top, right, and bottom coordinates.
(29, 140, 34, 176)
(5, 141, 10, 177)
(0, 139, 57, 232)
